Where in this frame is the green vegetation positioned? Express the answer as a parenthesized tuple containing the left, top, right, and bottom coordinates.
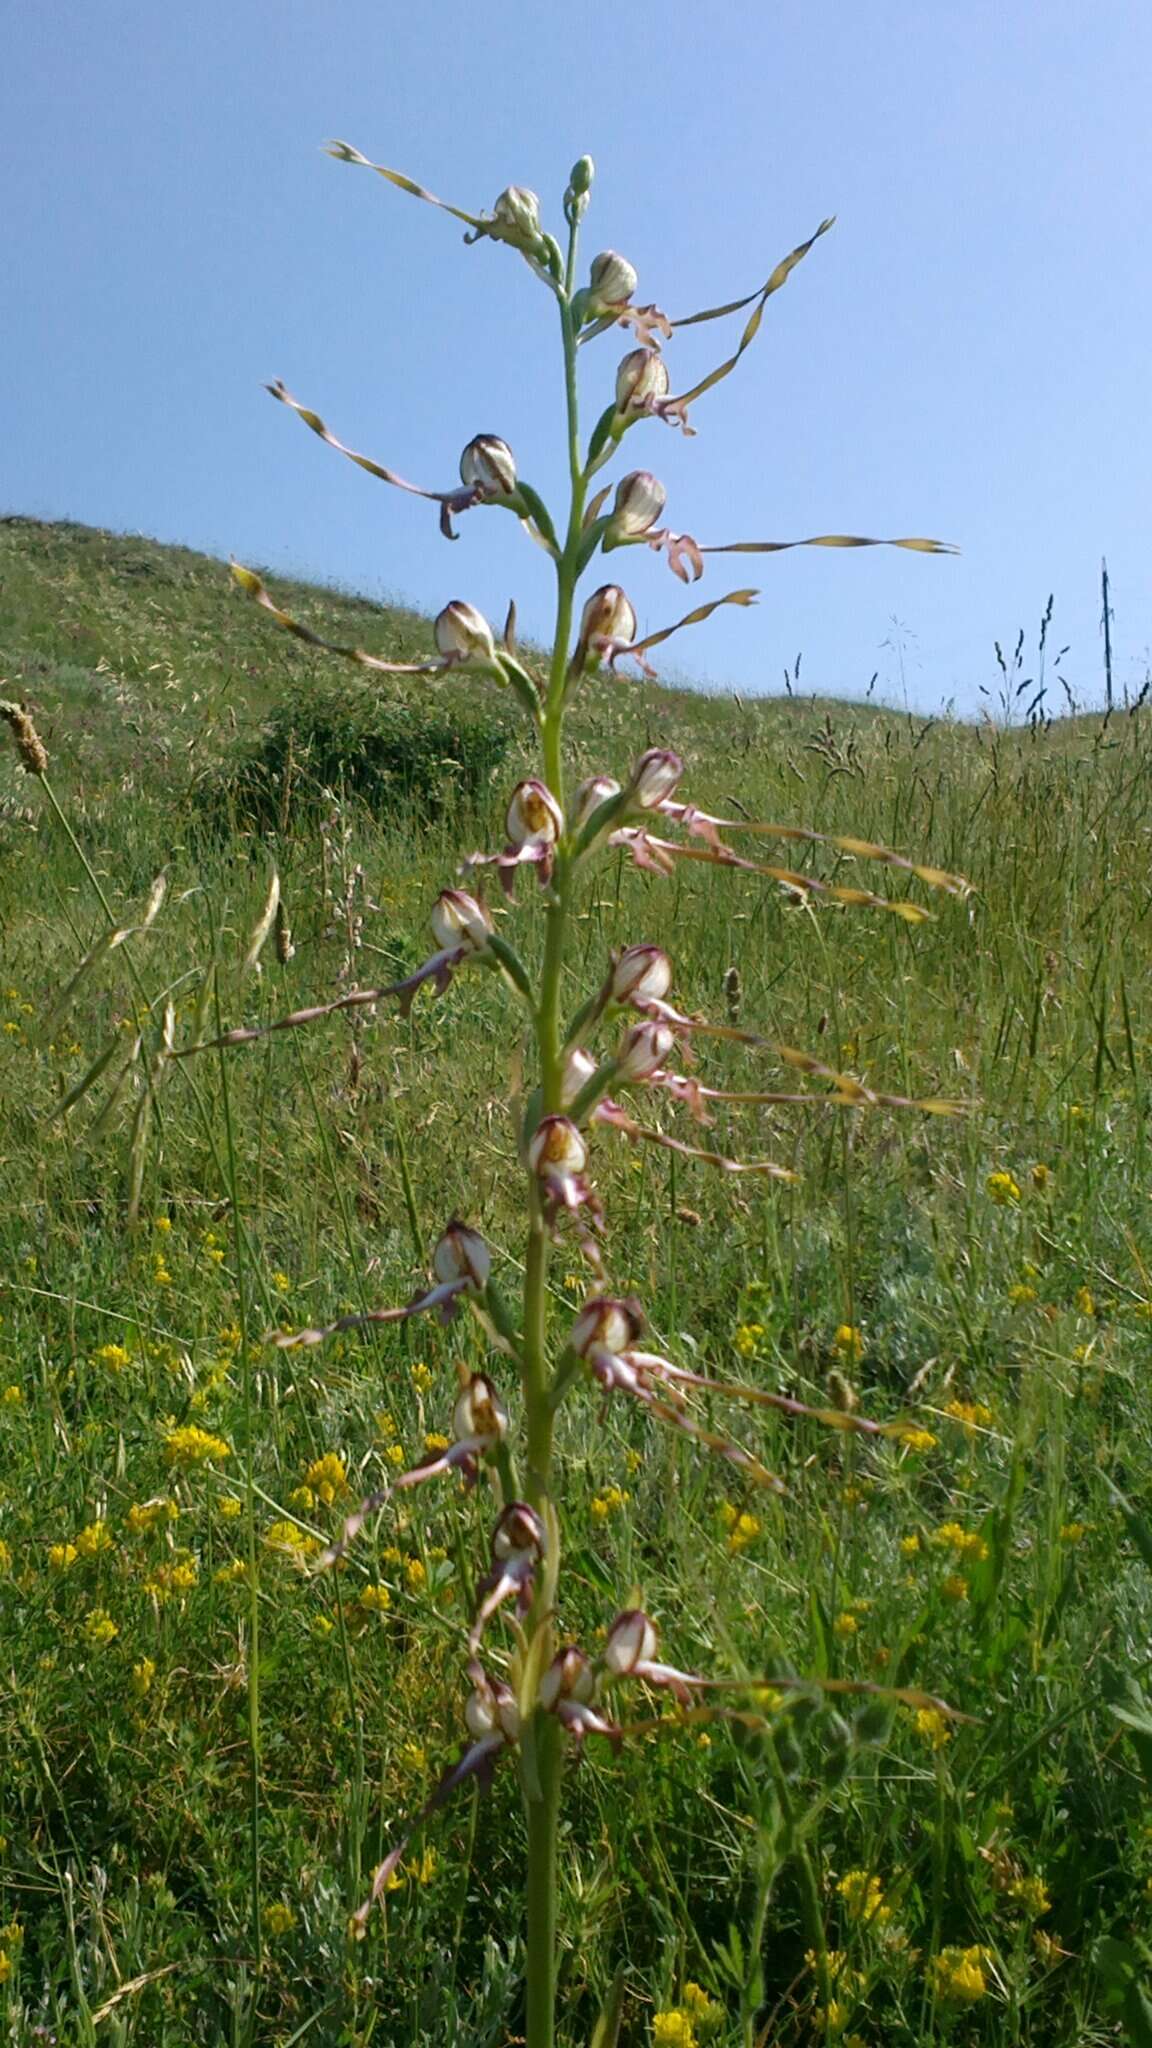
(2, 515, 1152, 2045)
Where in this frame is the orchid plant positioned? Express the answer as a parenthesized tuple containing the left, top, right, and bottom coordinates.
(194, 147, 969, 2047)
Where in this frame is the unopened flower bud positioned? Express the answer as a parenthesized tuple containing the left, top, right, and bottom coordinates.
(569, 155, 595, 197)
(528, 1116, 587, 1180)
(453, 1375, 507, 1445)
(459, 435, 518, 496)
(573, 775, 621, 830)
(628, 747, 683, 808)
(578, 585, 637, 659)
(570, 1296, 644, 1359)
(562, 1046, 598, 1104)
(610, 470, 667, 537)
(492, 185, 543, 245)
(491, 1501, 545, 1561)
(432, 1219, 492, 1293)
(603, 1608, 659, 1676)
(616, 1019, 674, 1082)
(611, 944, 673, 1008)
(589, 250, 638, 307)
(506, 779, 563, 848)
(430, 888, 493, 953)
(539, 1645, 596, 1711)
(434, 601, 497, 666)
(615, 348, 670, 415)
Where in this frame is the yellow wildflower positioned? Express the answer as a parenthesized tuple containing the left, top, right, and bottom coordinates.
(94, 1342, 132, 1373)
(833, 1324, 864, 1362)
(1074, 1286, 1096, 1318)
(215, 1559, 247, 1585)
(154, 1214, 172, 1233)
(929, 1944, 989, 2004)
(1059, 1521, 1088, 1545)
(271, 1271, 292, 1294)
(836, 1869, 890, 1924)
(1030, 1163, 1051, 1190)
(126, 1498, 178, 1534)
(895, 1425, 937, 1453)
(48, 1542, 78, 1571)
(900, 1533, 922, 1557)
(374, 1410, 397, 1439)
(304, 1452, 347, 1504)
(913, 1706, 952, 1750)
(288, 1485, 315, 1513)
(733, 1323, 764, 1358)
(591, 1484, 630, 1522)
(76, 1520, 114, 1558)
(405, 1557, 427, 1592)
(423, 1432, 451, 1455)
(932, 1522, 989, 1562)
(359, 1584, 392, 1613)
(400, 1742, 428, 1773)
(727, 1511, 761, 1554)
(944, 1398, 994, 1431)
(1007, 1283, 1038, 1305)
(264, 1902, 296, 1936)
(82, 1609, 119, 1647)
(652, 2014, 697, 2048)
(164, 1425, 231, 1468)
(2, 1384, 23, 1406)
(384, 1443, 405, 1468)
(410, 1362, 433, 1393)
(265, 1520, 320, 1561)
(941, 1572, 969, 1603)
(986, 1170, 1020, 1205)
(132, 1657, 156, 1696)
(833, 1611, 859, 1639)
(167, 1559, 198, 1592)
(1008, 1874, 1051, 1916)
(217, 1495, 242, 1519)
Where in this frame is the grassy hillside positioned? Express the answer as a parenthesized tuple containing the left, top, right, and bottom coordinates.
(2, 517, 1152, 2046)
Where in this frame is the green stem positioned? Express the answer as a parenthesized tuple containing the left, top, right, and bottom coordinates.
(520, 229, 591, 2048)
(524, 1714, 563, 2048)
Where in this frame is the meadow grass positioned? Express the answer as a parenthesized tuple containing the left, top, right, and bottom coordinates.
(2, 516, 1152, 2045)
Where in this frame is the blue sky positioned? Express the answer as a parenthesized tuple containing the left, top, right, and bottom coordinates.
(5, 0, 1150, 713)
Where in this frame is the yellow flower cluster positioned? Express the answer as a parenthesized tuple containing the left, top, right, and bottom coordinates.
(164, 1425, 231, 1468)
(264, 1901, 297, 1936)
(1008, 1873, 1051, 1916)
(986, 1171, 1021, 1205)
(126, 1498, 178, 1534)
(725, 1508, 761, 1554)
(833, 1324, 864, 1361)
(913, 1705, 952, 1750)
(304, 1452, 347, 1504)
(943, 1398, 994, 1431)
(1, 1384, 21, 1406)
(410, 1361, 433, 1394)
(929, 1944, 990, 2003)
(83, 1609, 119, 1647)
(264, 1520, 320, 1561)
(732, 1322, 764, 1358)
(76, 1520, 114, 1558)
(94, 1342, 132, 1373)
(591, 1483, 630, 1522)
(932, 1522, 989, 1562)
(359, 1584, 392, 1613)
(836, 1868, 890, 1924)
(894, 1424, 937, 1453)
